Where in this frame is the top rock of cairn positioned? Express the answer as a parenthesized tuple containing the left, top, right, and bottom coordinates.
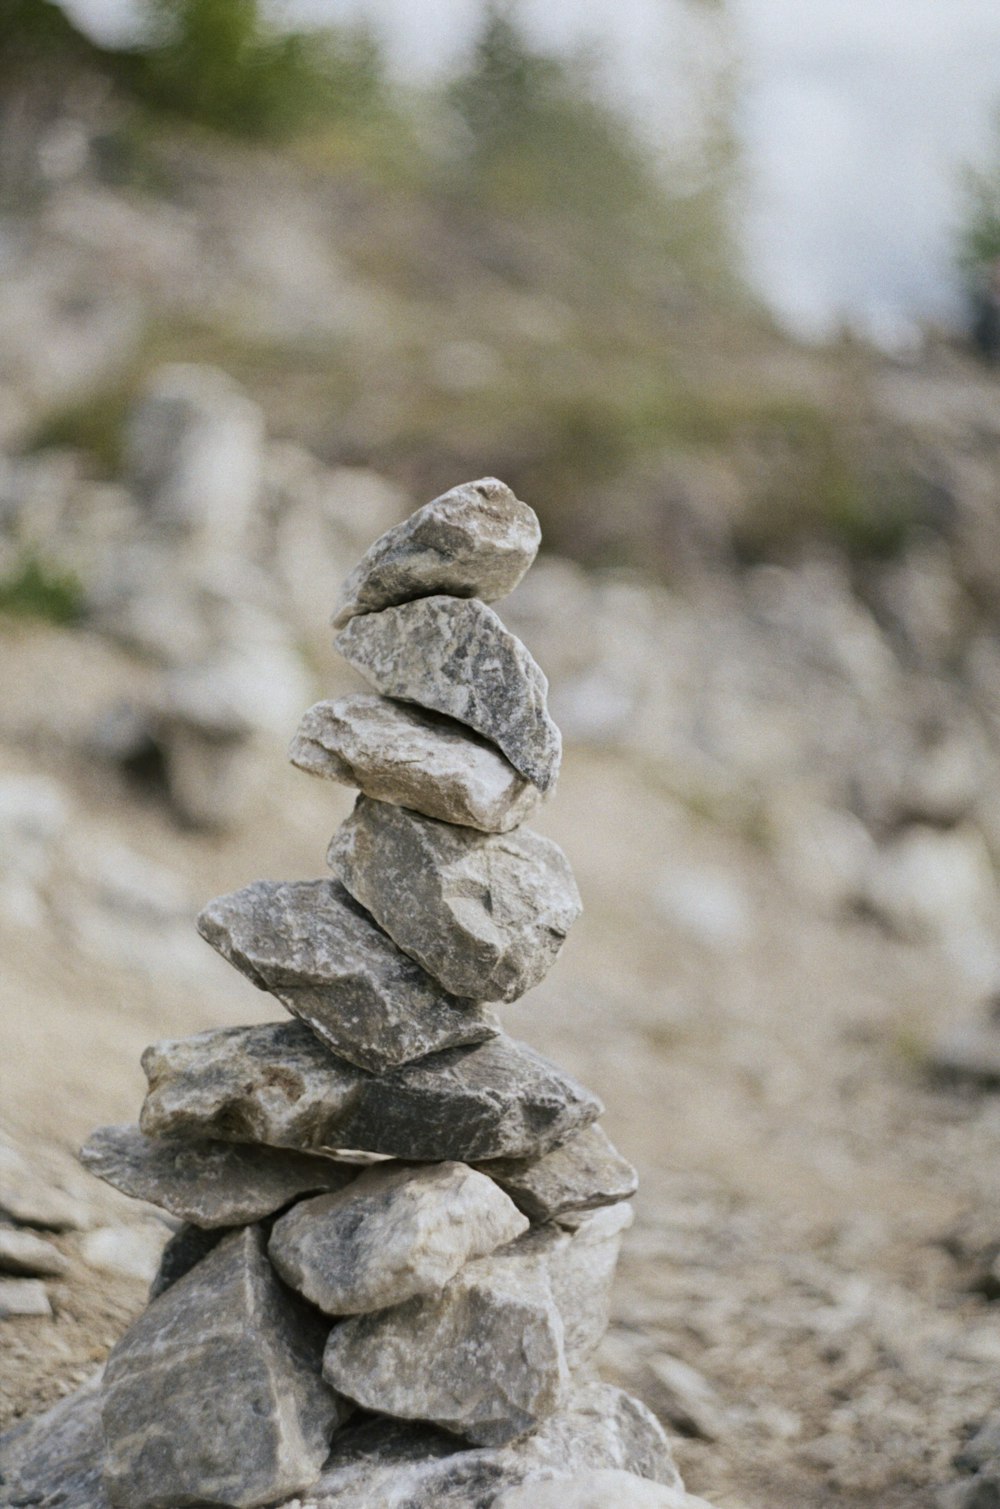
(2, 481, 711, 1509)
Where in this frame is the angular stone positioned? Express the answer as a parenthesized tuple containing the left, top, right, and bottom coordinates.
(332, 478, 540, 628)
(101, 1226, 346, 1509)
(269, 1161, 528, 1316)
(80, 1123, 359, 1228)
(284, 1381, 679, 1507)
(148, 1222, 229, 1300)
(322, 1239, 568, 1446)
(328, 798, 581, 1003)
(0, 1278, 51, 1316)
(290, 695, 541, 833)
(140, 1021, 603, 1162)
(494, 1472, 705, 1508)
(529, 1203, 634, 1367)
(0, 1226, 69, 1277)
(336, 596, 561, 793)
(478, 1123, 638, 1222)
(0, 1370, 108, 1509)
(197, 878, 498, 1073)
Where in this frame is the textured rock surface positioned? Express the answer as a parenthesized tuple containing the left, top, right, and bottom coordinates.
(101, 1227, 345, 1509)
(336, 596, 561, 793)
(0, 1370, 108, 1508)
(291, 695, 541, 833)
(269, 1161, 528, 1316)
(198, 878, 498, 1072)
(80, 1123, 359, 1227)
(140, 1021, 602, 1162)
(278, 1381, 679, 1507)
(530, 1203, 634, 1367)
(148, 1221, 229, 1300)
(478, 1123, 638, 1222)
(322, 1239, 568, 1446)
(328, 798, 581, 1003)
(0, 1225, 69, 1277)
(332, 478, 539, 628)
(494, 1471, 706, 1508)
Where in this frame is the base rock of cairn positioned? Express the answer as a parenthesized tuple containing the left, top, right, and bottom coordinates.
(0, 479, 715, 1509)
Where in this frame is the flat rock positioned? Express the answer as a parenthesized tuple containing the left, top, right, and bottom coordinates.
(269, 1161, 528, 1315)
(278, 1381, 679, 1507)
(477, 1124, 638, 1222)
(198, 878, 498, 1073)
(0, 1370, 108, 1508)
(0, 1225, 69, 1277)
(322, 1238, 568, 1446)
(0, 1137, 91, 1230)
(0, 1277, 51, 1316)
(101, 1226, 346, 1509)
(336, 596, 561, 793)
(290, 695, 541, 833)
(80, 1123, 359, 1228)
(140, 1021, 602, 1163)
(494, 1473, 706, 1508)
(332, 478, 540, 628)
(328, 798, 581, 1003)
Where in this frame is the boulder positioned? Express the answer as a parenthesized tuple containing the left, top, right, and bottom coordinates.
(477, 1124, 637, 1222)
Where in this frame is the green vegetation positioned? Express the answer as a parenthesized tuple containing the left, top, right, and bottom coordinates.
(0, 552, 85, 625)
(958, 108, 1000, 275)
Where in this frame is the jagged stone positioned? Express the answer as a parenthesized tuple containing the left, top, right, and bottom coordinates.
(477, 1123, 638, 1222)
(0, 1226, 69, 1277)
(197, 878, 498, 1073)
(140, 1021, 603, 1163)
(528, 1203, 634, 1367)
(0, 1370, 108, 1508)
(148, 1221, 229, 1300)
(322, 1238, 568, 1446)
(290, 696, 541, 833)
(80, 1124, 359, 1228)
(332, 478, 540, 628)
(277, 1381, 680, 1507)
(269, 1161, 528, 1315)
(336, 596, 561, 793)
(328, 798, 581, 1003)
(101, 1227, 346, 1509)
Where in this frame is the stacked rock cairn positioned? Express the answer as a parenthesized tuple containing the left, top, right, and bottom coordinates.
(17, 482, 708, 1508)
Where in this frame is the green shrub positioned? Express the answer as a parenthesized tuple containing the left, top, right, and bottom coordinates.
(0, 553, 85, 625)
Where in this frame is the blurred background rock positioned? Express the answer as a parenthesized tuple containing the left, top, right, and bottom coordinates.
(5, 3, 1000, 1507)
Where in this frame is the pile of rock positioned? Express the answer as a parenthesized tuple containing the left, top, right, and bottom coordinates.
(1, 480, 711, 1508)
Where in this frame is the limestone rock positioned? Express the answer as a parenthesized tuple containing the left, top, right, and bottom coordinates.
(478, 1124, 638, 1222)
(80, 1123, 358, 1228)
(328, 798, 581, 1003)
(101, 1226, 346, 1509)
(336, 596, 561, 793)
(332, 478, 539, 628)
(0, 1278, 51, 1316)
(494, 1473, 706, 1508)
(197, 878, 498, 1073)
(322, 1238, 568, 1446)
(140, 1021, 603, 1163)
(0, 1370, 108, 1508)
(149, 1222, 229, 1300)
(283, 1381, 679, 1507)
(529, 1203, 634, 1367)
(269, 1161, 528, 1316)
(0, 1226, 69, 1277)
(290, 695, 541, 833)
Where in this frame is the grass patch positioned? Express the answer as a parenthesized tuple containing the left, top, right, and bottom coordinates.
(0, 553, 86, 625)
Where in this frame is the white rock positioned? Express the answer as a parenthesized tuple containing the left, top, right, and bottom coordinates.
(0, 1278, 52, 1317)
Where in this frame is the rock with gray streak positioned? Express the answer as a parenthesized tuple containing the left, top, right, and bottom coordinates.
(291, 695, 541, 833)
(148, 1222, 229, 1300)
(279, 1381, 679, 1507)
(101, 1226, 346, 1509)
(478, 1123, 638, 1222)
(270, 1161, 527, 1315)
(80, 1123, 358, 1228)
(495, 1474, 708, 1509)
(0, 1370, 108, 1508)
(336, 596, 561, 793)
(197, 878, 498, 1073)
(528, 1204, 634, 1367)
(0, 1226, 69, 1277)
(322, 1238, 568, 1446)
(328, 798, 581, 1003)
(332, 478, 540, 628)
(0, 1278, 52, 1316)
(140, 1021, 602, 1163)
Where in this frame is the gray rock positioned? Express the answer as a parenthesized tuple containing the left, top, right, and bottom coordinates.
(0, 1370, 108, 1508)
(101, 1226, 346, 1509)
(322, 1238, 568, 1446)
(283, 1381, 679, 1507)
(530, 1203, 633, 1368)
(197, 878, 498, 1073)
(148, 1222, 229, 1300)
(290, 696, 541, 833)
(0, 1277, 51, 1316)
(494, 1474, 703, 1508)
(0, 1225, 69, 1277)
(140, 1021, 602, 1163)
(80, 1123, 358, 1228)
(336, 596, 561, 793)
(328, 798, 581, 1003)
(331, 478, 540, 628)
(0, 1136, 90, 1231)
(477, 1124, 638, 1222)
(269, 1161, 528, 1316)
